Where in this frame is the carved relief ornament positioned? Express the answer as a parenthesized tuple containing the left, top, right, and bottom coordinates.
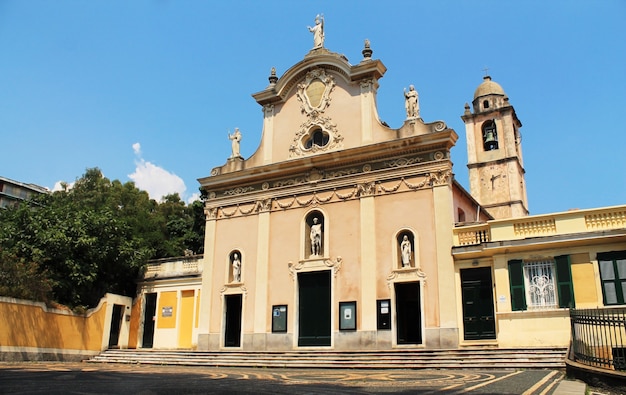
(386, 268, 426, 288)
(289, 115, 344, 158)
(296, 68, 336, 115)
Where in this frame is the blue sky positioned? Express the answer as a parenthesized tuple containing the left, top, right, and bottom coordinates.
(1, 1, 625, 214)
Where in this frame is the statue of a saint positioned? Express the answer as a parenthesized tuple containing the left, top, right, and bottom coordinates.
(310, 217, 322, 256)
(228, 128, 242, 158)
(232, 253, 241, 282)
(404, 85, 420, 119)
(308, 14, 325, 49)
(401, 235, 411, 267)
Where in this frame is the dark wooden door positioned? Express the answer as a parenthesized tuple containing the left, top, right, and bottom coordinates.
(142, 293, 157, 348)
(461, 267, 496, 340)
(224, 294, 242, 347)
(298, 271, 331, 346)
(395, 282, 422, 344)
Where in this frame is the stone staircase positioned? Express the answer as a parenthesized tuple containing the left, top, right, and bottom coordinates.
(88, 347, 567, 369)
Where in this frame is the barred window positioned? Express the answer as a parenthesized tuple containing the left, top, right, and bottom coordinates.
(508, 255, 574, 311)
(524, 260, 557, 309)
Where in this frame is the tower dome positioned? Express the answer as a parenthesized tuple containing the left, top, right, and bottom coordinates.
(473, 75, 505, 100)
(471, 75, 509, 113)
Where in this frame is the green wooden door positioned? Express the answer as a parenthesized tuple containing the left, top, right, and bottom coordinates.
(461, 267, 496, 340)
(298, 271, 331, 346)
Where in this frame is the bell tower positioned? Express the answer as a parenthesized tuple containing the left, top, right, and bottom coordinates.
(461, 75, 528, 219)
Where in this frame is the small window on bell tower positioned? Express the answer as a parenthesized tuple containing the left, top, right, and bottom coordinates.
(482, 120, 498, 151)
(483, 100, 490, 109)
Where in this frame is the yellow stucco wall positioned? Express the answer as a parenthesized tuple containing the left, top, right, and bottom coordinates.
(157, 291, 177, 329)
(0, 298, 106, 351)
(179, 290, 195, 348)
(195, 290, 201, 329)
(128, 297, 142, 349)
(496, 311, 570, 348)
(570, 253, 599, 308)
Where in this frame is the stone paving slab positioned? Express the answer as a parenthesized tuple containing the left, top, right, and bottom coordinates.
(0, 362, 585, 394)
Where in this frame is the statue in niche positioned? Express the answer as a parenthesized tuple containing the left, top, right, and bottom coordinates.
(228, 128, 242, 158)
(404, 85, 420, 119)
(310, 217, 322, 256)
(232, 253, 241, 282)
(400, 235, 412, 267)
(308, 14, 325, 49)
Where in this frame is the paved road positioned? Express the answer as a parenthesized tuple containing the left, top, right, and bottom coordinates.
(0, 362, 568, 394)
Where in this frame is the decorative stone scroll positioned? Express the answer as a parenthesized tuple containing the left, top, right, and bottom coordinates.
(429, 170, 453, 186)
(220, 284, 247, 297)
(384, 156, 424, 168)
(288, 256, 343, 280)
(204, 207, 218, 220)
(386, 268, 426, 288)
(356, 181, 376, 197)
(263, 104, 275, 115)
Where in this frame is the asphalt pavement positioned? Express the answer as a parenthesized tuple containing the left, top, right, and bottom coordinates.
(0, 362, 590, 395)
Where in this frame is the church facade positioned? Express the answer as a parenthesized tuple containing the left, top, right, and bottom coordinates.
(195, 36, 489, 350)
(134, 21, 626, 352)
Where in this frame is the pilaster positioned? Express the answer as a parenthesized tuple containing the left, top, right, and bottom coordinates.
(197, 215, 217, 350)
(432, 180, 459, 347)
(254, 210, 270, 337)
(359, 195, 377, 331)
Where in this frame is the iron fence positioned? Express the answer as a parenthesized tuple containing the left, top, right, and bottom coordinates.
(570, 307, 626, 371)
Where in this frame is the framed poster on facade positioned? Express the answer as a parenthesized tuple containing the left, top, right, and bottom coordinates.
(377, 299, 391, 330)
(339, 301, 357, 331)
(271, 305, 288, 333)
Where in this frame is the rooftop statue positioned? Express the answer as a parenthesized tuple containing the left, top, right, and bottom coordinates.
(228, 128, 242, 158)
(308, 14, 325, 49)
(404, 85, 420, 119)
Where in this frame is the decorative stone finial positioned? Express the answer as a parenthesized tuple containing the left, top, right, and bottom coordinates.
(464, 102, 471, 115)
(362, 38, 372, 59)
(268, 67, 278, 85)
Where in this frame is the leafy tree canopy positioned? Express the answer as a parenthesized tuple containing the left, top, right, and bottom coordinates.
(0, 168, 205, 308)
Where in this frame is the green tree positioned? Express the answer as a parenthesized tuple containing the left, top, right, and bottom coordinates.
(0, 249, 52, 303)
(0, 168, 204, 308)
(154, 194, 205, 257)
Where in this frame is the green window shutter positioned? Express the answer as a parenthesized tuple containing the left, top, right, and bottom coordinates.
(508, 259, 526, 311)
(555, 255, 575, 308)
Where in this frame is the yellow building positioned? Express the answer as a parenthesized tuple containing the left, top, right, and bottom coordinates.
(453, 207, 626, 348)
(134, 27, 625, 352)
(136, 256, 203, 349)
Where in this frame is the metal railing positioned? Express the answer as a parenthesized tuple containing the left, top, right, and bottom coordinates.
(570, 308, 626, 371)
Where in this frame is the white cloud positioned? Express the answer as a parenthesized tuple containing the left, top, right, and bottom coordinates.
(52, 180, 74, 192)
(129, 144, 186, 201)
(187, 192, 201, 204)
